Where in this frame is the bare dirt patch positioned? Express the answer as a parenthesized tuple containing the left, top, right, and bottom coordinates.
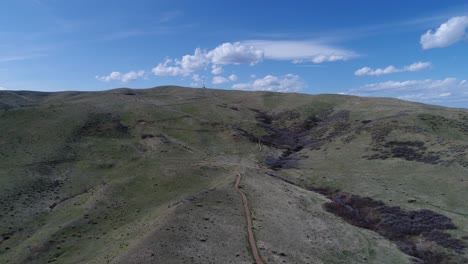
(113, 186, 252, 264)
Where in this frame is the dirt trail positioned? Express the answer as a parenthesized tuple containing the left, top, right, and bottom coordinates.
(235, 172, 265, 264)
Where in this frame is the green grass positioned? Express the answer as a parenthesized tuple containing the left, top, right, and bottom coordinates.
(0, 86, 466, 263)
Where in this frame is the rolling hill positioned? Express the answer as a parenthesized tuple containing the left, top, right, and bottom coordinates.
(0, 86, 467, 264)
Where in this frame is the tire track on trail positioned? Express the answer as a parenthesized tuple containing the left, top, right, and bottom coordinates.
(234, 172, 265, 264)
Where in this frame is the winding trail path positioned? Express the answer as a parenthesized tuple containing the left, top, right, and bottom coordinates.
(234, 172, 265, 264)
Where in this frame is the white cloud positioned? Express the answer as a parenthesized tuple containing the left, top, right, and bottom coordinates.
(212, 74, 238, 84)
(211, 65, 223, 75)
(96, 70, 145, 83)
(97, 72, 121, 82)
(342, 78, 468, 105)
(355, 62, 432, 76)
(152, 59, 189, 76)
(152, 42, 263, 77)
(120, 71, 145, 82)
(206, 42, 264, 65)
(0, 86, 6, 90)
(355, 66, 398, 76)
(152, 48, 209, 77)
(438, 92, 452, 97)
(404, 61, 432, 71)
(232, 74, 306, 92)
(179, 48, 208, 72)
(420, 16, 468, 49)
(106, 40, 355, 84)
(348, 78, 460, 93)
(242, 40, 357, 63)
(212, 76, 229, 84)
(146, 40, 356, 84)
(228, 74, 238, 81)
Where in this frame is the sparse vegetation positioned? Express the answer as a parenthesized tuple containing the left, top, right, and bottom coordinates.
(320, 191, 465, 263)
(0, 86, 467, 264)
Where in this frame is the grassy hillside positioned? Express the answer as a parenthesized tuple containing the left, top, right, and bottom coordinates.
(0, 86, 467, 263)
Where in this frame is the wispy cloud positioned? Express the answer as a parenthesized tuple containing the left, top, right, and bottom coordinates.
(98, 24, 197, 42)
(355, 62, 432, 76)
(420, 16, 468, 49)
(295, 64, 327, 68)
(96, 70, 145, 83)
(0, 53, 48, 62)
(159, 10, 183, 23)
(99, 30, 153, 41)
(232, 74, 306, 92)
(211, 74, 238, 85)
(244, 13, 457, 44)
(242, 40, 357, 63)
(244, 5, 468, 45)
(342, 78, 468, 106)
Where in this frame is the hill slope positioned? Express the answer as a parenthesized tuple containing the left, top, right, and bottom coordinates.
(0, 86, 467, 264)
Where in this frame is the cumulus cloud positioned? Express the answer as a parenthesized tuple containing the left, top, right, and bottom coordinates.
(355, 62, 432, 76)
(96, 70, 145, 83)
(228, 74, 238, 81)
(242, 40, 357, 63)
(152, 48, 209, 77)
(206, 42, 264, 65)
(232, 74, 306, 92)
(179, 48, 208, 72)
(152, 42, 263, 77)
(103, 40, 355, 85)
(420, 16, 468, 49)
(152, 59, 189, 76)
(342, 78, 468, 106)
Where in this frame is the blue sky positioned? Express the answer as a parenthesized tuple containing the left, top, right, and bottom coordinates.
(1, 0, 468, 108)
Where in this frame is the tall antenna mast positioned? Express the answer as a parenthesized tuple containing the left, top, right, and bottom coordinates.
(202, 77, 206, 89)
